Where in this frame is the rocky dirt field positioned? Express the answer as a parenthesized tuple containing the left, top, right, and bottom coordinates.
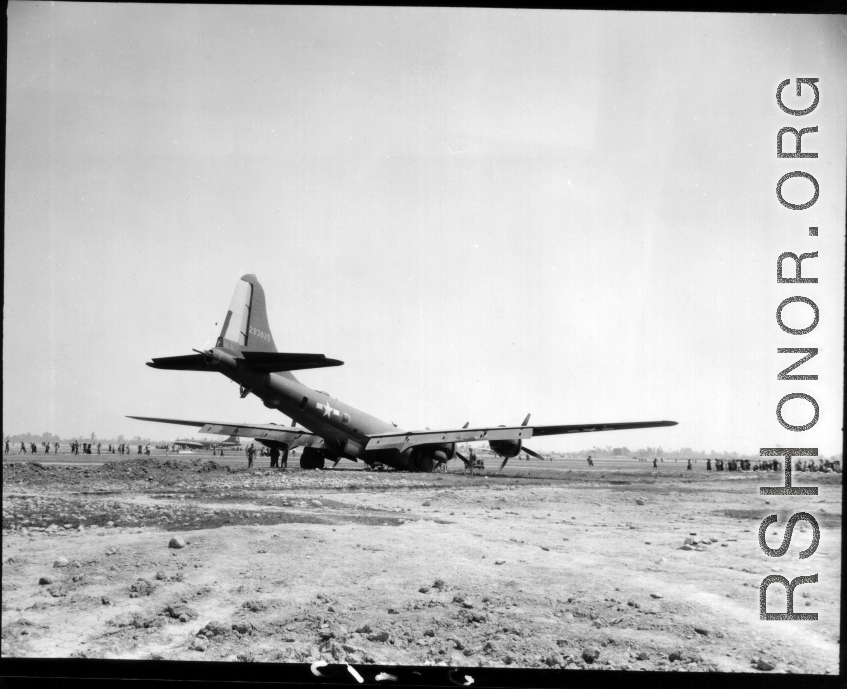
(1, 454, 841, 674)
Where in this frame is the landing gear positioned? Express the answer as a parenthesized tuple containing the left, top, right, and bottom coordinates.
(300, 447, 325, 470)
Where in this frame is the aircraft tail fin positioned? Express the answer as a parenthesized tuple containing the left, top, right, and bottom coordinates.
(216, 275, 277, 354)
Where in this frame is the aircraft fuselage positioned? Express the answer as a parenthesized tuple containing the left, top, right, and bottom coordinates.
(217, 352, 420, 467)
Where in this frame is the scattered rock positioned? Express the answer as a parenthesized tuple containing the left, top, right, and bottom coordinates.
(155, 571, 168, 580)
(582, 647, 600, 664)
(130, 578, 154, 597)
(669, 650, 683, 662)
(432, 579, 446, 590)
(635, 499, 646, 505)
(637, 651, 649, 660)
(756, 658, 776, 671)
(540, 546, 550, 551)
(684, 537, 694, 545)
(53, 557, 69, 568)
(680, 545, 693, 551)
(356, 623, 372, 634)
(168, 536, 187, 549)
(650, 593, 663, 599)
(422, 501, 432, 507)
(38, 576, 53, 585)
(197, 621, 228, 638)
(368, 630, 390, 643)
(694, 626, 709, 636)
(418, 586, 430, 594)
(101, 596, 111, 605)
(232, 622, 254, 635)
(162, 604, 197, 621)
(495, 559, 506, 565)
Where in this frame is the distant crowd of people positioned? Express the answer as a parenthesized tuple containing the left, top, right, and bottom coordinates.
(4, 440, 153, 456)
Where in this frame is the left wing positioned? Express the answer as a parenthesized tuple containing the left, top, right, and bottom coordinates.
(365, 420, 677, 452)
(127, 416, 325, 449)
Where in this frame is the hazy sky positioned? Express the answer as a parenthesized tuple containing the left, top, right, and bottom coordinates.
(4, 6, 845, 455)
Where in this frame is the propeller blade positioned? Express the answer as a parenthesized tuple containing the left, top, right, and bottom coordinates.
(521, 413, 531, 427)
(498, 457, 509, 472)
(523, 446, 545, 461)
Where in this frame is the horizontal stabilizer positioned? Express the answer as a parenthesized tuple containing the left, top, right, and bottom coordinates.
(146, 354, 209, 371)
(146, 351, 343, 372)
(240, 351, 344, 372)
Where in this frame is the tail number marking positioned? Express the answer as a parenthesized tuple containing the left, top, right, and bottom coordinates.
(249, 326, 271, 342)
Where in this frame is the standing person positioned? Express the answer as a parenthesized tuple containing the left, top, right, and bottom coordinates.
(467, 448, 476, 476)
(281, 445, 289, 471)
(652, 458, 658, 469)
(687, 459, 692, 471)
(4, 440, 9, 454)
(706, 458, 712, 471)
(31, 443, 37, 454)
(270, 446, 279, 469)
(145, 444, 150, 456)
(247, 444, 255, 469)
(54, 442, 59, 453)
(138, 445, 142, 455)
(19, 442, 27, 454)
(96, 442, 101, 455)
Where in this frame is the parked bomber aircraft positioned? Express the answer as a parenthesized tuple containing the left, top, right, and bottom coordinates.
(129, 275, 677, 472)
(172, 433, 242, 451)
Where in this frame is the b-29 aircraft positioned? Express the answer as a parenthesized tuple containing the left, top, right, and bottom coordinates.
(172, 433, 242, 451)
(130, 275, 676, 472)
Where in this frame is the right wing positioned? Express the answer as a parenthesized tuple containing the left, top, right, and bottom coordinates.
(365, 420, 677, 452)
(127, 416, 325, 449)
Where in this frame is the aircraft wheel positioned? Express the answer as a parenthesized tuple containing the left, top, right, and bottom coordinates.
(418, 455, 435, 473)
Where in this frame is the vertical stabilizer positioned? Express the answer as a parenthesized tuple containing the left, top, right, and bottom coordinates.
(216, 275, 277, 354)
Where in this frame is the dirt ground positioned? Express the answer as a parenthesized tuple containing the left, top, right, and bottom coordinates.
(1, 453, 841, 673)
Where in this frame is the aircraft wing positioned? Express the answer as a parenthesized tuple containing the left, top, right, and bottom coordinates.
(127, 416, 324, 448)
(365, 420, 677, 452)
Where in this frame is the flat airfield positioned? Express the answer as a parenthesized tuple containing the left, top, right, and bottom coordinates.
(1, 452, 841, 673)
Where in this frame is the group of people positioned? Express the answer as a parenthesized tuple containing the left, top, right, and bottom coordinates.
(3, 440, 154, 456)
(9, 442, 60, 454)
(244, 443, 289, 469)
(794, 458, 841, 473)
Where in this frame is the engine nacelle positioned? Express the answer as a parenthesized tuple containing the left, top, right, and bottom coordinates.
(400, 442, 456, 472)
(488, 438, 522, 458)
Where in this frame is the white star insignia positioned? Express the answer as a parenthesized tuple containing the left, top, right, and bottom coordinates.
(318, 401, 337, 418)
